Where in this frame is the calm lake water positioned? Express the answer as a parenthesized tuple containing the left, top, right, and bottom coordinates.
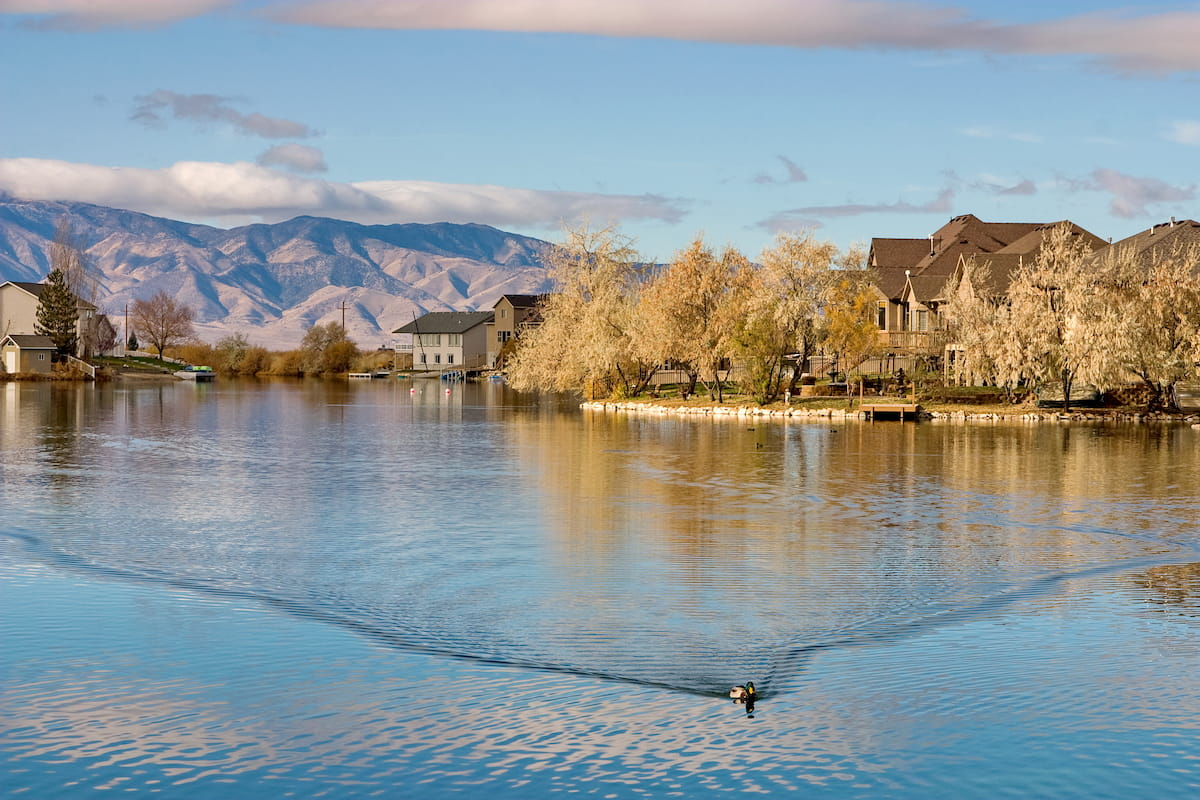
(2, 378, 1198, 798)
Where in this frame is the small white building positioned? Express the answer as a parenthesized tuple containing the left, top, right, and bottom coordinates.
(392, 311, 494, 370)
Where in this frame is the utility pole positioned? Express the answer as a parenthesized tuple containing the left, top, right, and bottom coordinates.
(340, 300, 348, 331)
(124, 303, 129, 356)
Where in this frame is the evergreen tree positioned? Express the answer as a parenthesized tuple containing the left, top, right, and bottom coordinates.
(35, 268, 79, 359)
(127, 332, 139, 351)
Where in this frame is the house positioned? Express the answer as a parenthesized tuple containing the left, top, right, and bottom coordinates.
(1, 334, 55, 375)
(868, 214, 1105, 355)
(1104, 217, 1200, 267)
(393, 311, 495, 370)
(485, 294, 545, 368)
(0, 280, 99, 358)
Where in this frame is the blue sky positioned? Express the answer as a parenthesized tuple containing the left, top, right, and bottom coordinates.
(1, 0, 1198, 261)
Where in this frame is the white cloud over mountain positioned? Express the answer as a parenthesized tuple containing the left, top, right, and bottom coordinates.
(0, 157, 686, 230)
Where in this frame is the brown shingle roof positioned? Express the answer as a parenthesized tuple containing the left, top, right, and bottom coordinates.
(1102, 219, 1200, 268)
(3, 334, 56, 349)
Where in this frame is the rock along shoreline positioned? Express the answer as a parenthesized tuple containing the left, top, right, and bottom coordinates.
(581, 400, 1200, 426)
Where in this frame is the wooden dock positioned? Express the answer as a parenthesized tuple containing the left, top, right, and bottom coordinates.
(861, 403, 921, 421)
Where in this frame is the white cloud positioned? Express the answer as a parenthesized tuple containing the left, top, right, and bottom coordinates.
(1166, 121, 1200, 146)
(132, 90, 316, 139)
(271, 1, 1200, 74)
(0, 0, 232, 28)
(257, 143, 328, 173)
(0, 157, 687, 229)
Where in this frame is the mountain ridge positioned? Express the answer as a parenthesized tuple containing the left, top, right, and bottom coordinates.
(0, 197, 554, 349)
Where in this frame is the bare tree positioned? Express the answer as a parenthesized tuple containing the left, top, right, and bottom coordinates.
(131, 290, 195, 358)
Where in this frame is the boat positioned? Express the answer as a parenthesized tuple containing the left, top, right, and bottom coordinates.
(174, 365, 216, 382)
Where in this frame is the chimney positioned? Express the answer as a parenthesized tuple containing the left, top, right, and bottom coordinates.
(928, 235, 935, 256)
(1171, 216, 1176, 227)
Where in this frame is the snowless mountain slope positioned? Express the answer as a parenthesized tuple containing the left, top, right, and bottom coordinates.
(0, 198, 554, 349)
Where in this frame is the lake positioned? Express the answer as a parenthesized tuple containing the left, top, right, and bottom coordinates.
(2, 378, 1198, 798)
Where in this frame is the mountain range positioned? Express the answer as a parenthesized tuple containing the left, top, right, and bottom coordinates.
(0, 197, 554, 350)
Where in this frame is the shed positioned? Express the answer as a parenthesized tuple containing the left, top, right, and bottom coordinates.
(2, 334, 56, 375)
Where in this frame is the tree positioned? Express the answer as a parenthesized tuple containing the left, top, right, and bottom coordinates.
(49, 219, 99, 358)
(821, 251, 879, 385)
(301, 322, 359, 374)
(1106, 243, 1200, 410)
(127, 332, 139, 352)
(1005, 224, 1125, 411)
(34, 268, 79, 359)
(507, 222, 655, 398)
(131, 290, 195, 358)
(757, 231, 838, 391)
(638, 237, 749, 401)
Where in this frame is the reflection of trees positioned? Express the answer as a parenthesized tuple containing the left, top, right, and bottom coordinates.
(1134, 562, 1200, 614)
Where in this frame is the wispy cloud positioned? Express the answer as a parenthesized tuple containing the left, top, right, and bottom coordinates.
(257, 143, 328, 173)
(0, 0, 232, 29)
(994, 179, 1036, 196)
(0, 157, 688, 229)
(960, 126, 1042, 144)
(757, 187, 954, 232)
(1166, 120, 1200, 146)
(131, 90, 316, 139)
(1088, 168, 1194, 218)
(752, 155, 807, 185)
(271, 1, 1200, 75)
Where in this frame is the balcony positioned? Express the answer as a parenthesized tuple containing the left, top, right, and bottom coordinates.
(878, 330, 935, 351)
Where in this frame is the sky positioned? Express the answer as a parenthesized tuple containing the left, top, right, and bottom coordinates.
(1, 0, 1198, 262)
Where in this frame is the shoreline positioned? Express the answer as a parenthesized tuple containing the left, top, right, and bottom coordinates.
(581, 399, 1200, 425)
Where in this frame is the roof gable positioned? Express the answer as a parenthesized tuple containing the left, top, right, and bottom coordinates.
(3, 334, 56, 349)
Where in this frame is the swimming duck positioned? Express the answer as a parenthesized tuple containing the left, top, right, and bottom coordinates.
(729, 681, 756, 702)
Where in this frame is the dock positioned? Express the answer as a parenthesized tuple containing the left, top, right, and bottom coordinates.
(861, 403, 921, 421)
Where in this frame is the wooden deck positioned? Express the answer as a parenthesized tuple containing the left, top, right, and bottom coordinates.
(861, 403, 921, 421)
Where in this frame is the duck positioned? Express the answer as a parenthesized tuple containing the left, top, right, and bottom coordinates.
(729, 681, 756, 702)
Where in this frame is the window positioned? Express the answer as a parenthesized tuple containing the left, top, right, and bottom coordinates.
(417, 333, 441, 346)
(38, 353, 46, 360)
(434, 354, 441, 364)
(498, 330, 512, 344)
(499, 308, 508, 319)
(914, 310, 929, 332)
(420, 354, 427, 364)
(447, 333, 462, 346)
(877, 305, 886, 330)
(447, 353, 454, 364)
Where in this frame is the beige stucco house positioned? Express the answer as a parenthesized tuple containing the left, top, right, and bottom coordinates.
(393, 311, 494, 370)
(0, 280, 99, 357)
(485, 294, 544, 368)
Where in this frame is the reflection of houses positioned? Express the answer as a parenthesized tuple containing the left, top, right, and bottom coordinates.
(869, 214, 1104, 357)
(393, 311, 494, 370)
(2, 334, 55, 375)
(485, 294, 545, 368)
(0, 280, 102, 358)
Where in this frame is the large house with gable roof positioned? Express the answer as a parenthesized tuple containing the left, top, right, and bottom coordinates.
(868, 214, 1106, 356)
